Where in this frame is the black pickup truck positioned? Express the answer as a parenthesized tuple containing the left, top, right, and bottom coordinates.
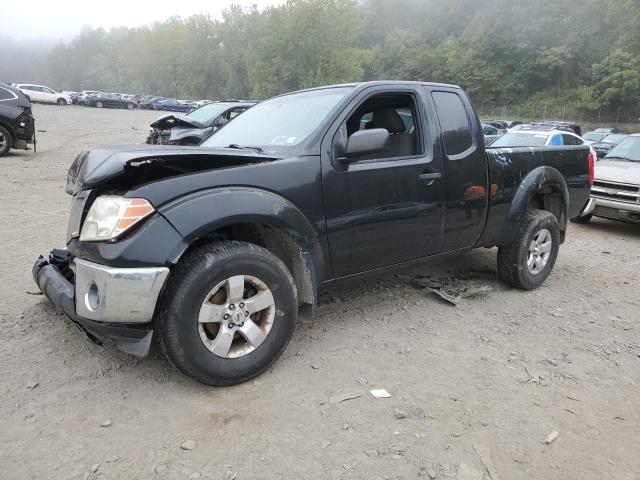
(33, 81, 592, 385)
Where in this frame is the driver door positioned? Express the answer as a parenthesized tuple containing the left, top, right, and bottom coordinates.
(321, 86, 445, 277)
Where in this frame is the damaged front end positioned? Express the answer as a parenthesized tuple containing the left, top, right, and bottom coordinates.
(32, 250, 161, 356)
(37, 145, 278, 356)
(145, 114, 209, 146)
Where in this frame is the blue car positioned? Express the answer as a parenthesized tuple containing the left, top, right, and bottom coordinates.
(153, 99, 192, 113)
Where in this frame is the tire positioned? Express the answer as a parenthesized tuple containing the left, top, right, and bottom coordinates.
(127, 103, 134, 110)
(0, 125, 12, 157)
(157, 241, 297, 386)
(56, 98, 67, 105)
(497, 209, 560, 290)
(570, 214, 592, 224)
(95, 101, 104, 108)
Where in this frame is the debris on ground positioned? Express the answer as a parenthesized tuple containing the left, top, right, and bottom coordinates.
(155, 464, 168, 476)
(544, 430, 559, 444)
(393, 407, 408, 419)
(428, 288, 461, 306)
(26, 381, 39, 389)
(101, 420, 112, 427)
(369, 389, 391, 399)
(322, 440, 332, 448)
(90, 463, 100, 473)
(521, 366, 544, 384)
(456, 463, 483, 480)
(473, 442, 499, 480)
(408, 274, 491, 305)
(329, 392, 364, 405)
(181, 440, 197, 450)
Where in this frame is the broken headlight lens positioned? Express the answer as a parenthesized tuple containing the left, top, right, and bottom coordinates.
(80, 196, 154, 241)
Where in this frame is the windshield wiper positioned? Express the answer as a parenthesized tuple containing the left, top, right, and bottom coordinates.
(226, 144, 263, 153)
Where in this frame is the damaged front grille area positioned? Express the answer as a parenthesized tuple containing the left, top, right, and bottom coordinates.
(592, 180, 640, 204)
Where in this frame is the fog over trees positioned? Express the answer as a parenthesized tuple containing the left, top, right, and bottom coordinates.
(1, 0, 639, 121)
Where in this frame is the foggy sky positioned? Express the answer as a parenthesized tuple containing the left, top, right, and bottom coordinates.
(0, 0, 283, 41)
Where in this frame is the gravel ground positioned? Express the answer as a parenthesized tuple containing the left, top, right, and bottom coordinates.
(1, 104, 639, 480)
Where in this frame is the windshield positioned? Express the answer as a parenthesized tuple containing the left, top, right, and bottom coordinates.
(490, 133, 548, 147)
(201, 87, 353, 152)
(187, 103, 231, 123)
(605, 137, 640, 162)
(584, 132, 606, 142)
(601, 134, 626, 144)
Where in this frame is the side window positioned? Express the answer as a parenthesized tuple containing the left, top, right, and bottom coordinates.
(483, 125, 497, 135)
(549, 134, 563, 146)
(562, 134, 581, 145)
(344, 93, 420, 160)
(0, 87, 16, 101)
(432, 91, 473, 156)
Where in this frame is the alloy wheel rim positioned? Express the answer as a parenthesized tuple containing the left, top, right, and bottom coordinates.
(527, 228, 552, 275)
(0, 132, 6, 149)
(197, 275, 275, 358)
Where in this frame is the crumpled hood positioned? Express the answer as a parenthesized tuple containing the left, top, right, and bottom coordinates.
(150, 113, 204, 130)
(66, 144, 276, 194)
(594, 158, 640, 185)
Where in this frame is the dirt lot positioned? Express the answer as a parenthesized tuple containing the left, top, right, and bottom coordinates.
(1, 104, 639, 480)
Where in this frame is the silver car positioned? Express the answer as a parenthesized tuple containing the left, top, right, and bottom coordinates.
(574, 134, 640, 223)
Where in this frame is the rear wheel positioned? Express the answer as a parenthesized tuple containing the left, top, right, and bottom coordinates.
(497, 209, 560, 290)
(0, 126, 12, 157)
(157, 241, 297, 386)
(127, 102, 134, 110)
(56, 98, 67, 105)
(95, 101, 104, 108)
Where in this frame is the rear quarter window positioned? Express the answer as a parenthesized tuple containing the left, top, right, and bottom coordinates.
(431, 91, 473, 156)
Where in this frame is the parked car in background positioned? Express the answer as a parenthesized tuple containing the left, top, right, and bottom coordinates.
(153, 98, 192, 113)
(85, 93, 135, 109)
(574, 134, 640, 224)
(489, 129, 585, 148)
(0, 83, 35, 157)
(14, 84, 71, 105)
(589, 133, 629, 159)
(525, 121, 581, 136)
(583, 128, 621, 144)
(138, 96, 166, 109)
(130, 94, 145, 106)
(482, 122, 506, 145)
(77, 91, 102, 105)
(146, 101, 255, 145)
(34, 81, 591, 385)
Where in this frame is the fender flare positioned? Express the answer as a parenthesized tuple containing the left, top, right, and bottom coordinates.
(159, 186, 324, 290)
(496, 166, 569, 246)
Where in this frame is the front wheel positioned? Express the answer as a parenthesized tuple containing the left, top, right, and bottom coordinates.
(127, 102, 134, 110)
(157, 241, 297, 386)
(497, 209, 560, 290)
(56, 98, 67, 105)
(95, 101, 104, 108)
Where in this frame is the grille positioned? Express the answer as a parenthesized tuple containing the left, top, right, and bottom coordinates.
(592, 180, 640, 204)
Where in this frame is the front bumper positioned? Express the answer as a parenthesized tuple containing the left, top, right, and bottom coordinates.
(32, 251, 169, 356)
(582, 197, 640, 223)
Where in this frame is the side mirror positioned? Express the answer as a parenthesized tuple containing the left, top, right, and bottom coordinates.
(343, 128, 389, 160)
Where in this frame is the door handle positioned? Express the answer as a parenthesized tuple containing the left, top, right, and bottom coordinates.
(418, 172, 442, 185)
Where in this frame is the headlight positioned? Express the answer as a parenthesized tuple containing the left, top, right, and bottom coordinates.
(80, 196, 154, 241)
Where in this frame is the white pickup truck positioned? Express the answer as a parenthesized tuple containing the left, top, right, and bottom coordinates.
(575, 134, 640, 224)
